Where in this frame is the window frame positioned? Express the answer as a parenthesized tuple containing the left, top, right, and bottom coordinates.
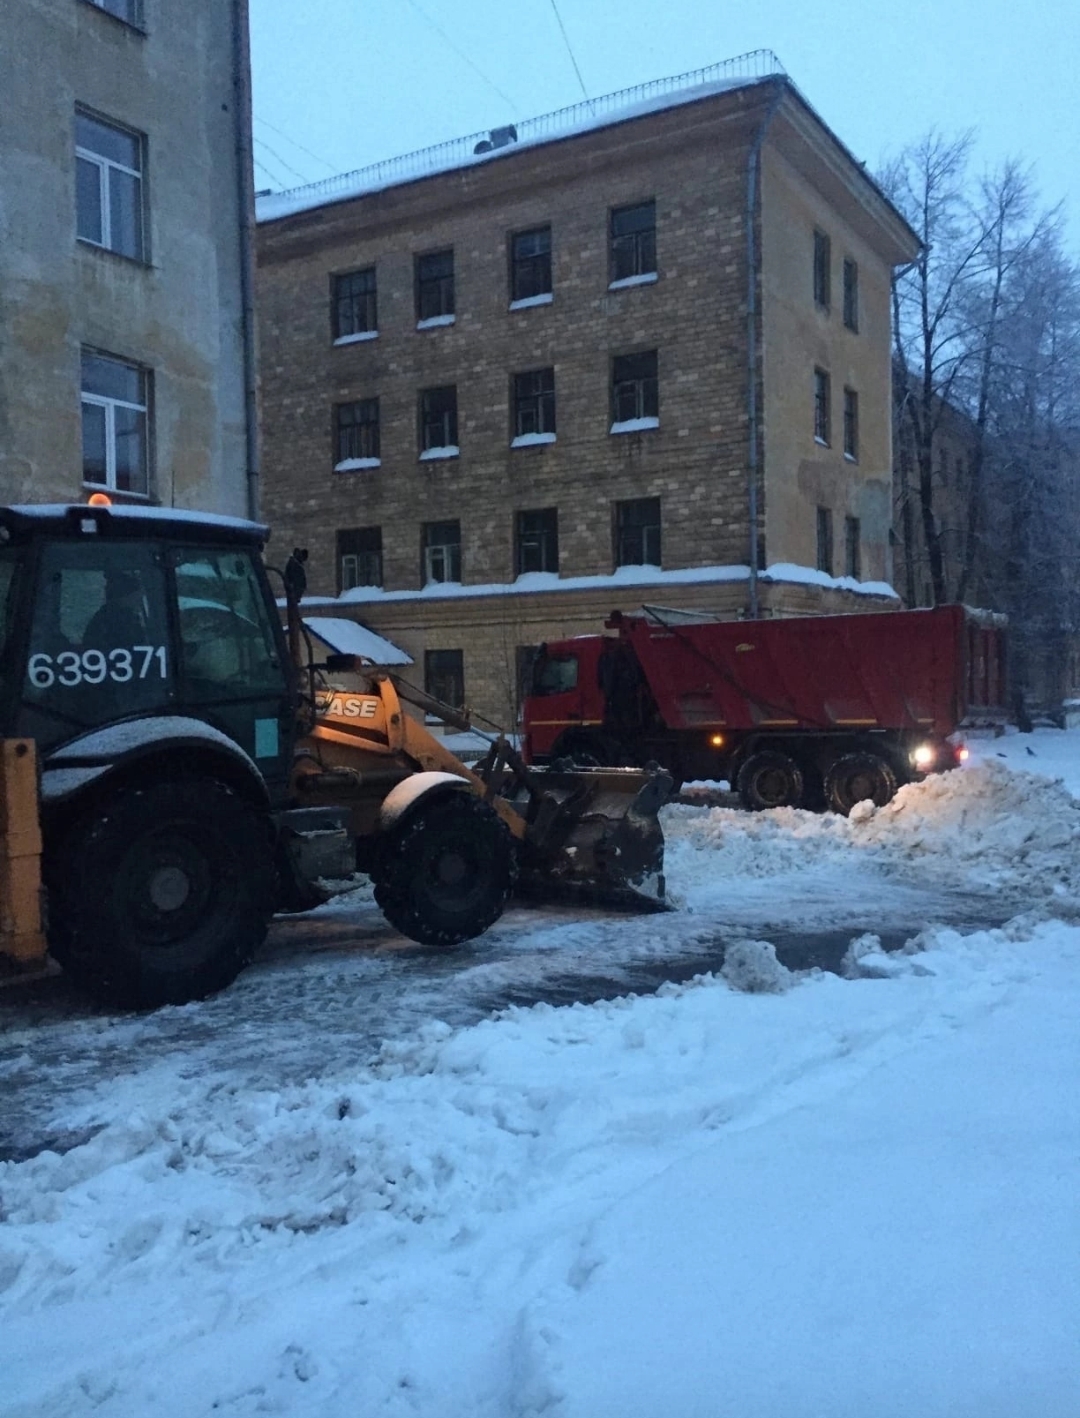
(813, 367, 831, 446)
(337, 527, 383, 592)
(512, 368, 556, 442)
(415, 249, 455, 323)
(843, 387, 859, 462)
(515, 508, 559, 576)
(332, 267, 377, 342)
(609, 200, 657, 285)
(614, 496, 662, 569)
(334, 398, 380, 469)
(510, 226, 552, 303)
(845, 515, 861, 579)
(80, 349, 150, 497)
(813, 228, 831, 310)
(611, 350, 659, 429)
(424, 648, 465, 711)
(842, 257, 859, 331)
(418, 386, 459, 457)
(421, 520, 462, 584)
(75, 108, 146, 262)
(816, 506, 834, 576)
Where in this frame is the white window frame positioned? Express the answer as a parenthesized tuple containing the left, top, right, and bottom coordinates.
(81, 364, 149, 496)
(76, 114, 144, 259)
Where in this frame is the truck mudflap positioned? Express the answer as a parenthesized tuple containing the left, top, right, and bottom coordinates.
(511, 766, 673, 911)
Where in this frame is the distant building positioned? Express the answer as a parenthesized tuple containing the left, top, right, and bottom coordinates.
(0, 0, 258, 515)
(256, 54, 920, 725)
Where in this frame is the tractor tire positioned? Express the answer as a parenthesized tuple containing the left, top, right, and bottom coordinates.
(736, 750, 805, 811)
(373, 793, 515, 947)
(824, 752, 898, 815)
(46, 779, 275, 1008)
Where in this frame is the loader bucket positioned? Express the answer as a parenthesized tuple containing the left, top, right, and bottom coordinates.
(511, 766, 673, 911)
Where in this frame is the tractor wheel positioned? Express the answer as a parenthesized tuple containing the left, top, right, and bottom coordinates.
(824, 752, 898, 815)
(373, 793, 515, 947)
(46, 779, 275, 1008)
(736, 750, 805, 811)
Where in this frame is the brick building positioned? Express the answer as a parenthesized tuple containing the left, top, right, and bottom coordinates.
(256, 55, 920, 725)
(1, 0, 258, 515)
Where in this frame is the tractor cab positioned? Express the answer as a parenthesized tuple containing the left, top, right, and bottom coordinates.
(0, 503, 295, 794)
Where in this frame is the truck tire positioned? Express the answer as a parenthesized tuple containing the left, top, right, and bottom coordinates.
(824, 752, 898, 815)
(46, 779, 275, 1008)
(374, 793, 515, 947)
(736, 751, 805, 811)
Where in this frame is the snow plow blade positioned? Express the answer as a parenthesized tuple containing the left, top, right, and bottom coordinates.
(511, 766, 673, 911)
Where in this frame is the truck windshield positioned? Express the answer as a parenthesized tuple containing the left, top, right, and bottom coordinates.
(533, 654, 578, 695)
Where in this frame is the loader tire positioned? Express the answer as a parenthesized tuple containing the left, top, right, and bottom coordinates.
(736, 750, 805, 811)
(46, 779, 275, 1009)
(824, 752, 897, 815)
(374, 793, 515, 947)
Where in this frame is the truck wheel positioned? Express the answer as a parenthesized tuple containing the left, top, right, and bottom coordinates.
(46, 780, 275, 1008)
(736, 751, 805, 811)
(374, 793, 515, 947)
(824, 753, 898, 815)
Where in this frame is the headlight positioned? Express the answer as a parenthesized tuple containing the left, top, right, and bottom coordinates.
(911, 743, 936, 769)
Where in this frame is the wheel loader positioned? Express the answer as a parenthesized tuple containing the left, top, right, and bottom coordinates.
(0, 502, 671, 1007)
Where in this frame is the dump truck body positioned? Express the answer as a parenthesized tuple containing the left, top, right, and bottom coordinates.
(523, 605, 1007, 812)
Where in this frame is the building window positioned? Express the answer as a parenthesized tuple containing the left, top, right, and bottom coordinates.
(511, 227, 552, 302)
(845, 516, 861, 579)
(610, 200, 656, 284)
(75, 110, 145, 260)
(333, 268, 377, 341)
(813, 367, 831, 445)
(419, 386, 458, 457)
(516, 508, 559, 575)
(422, 520, 461, 584)
(843, 387, 859, 461)
(335, 399, 380, 469)
(83, 0, 144, 29)
(416, 250, 454, 323)
(615, 497, 661, 568)
(612, 351, 659, 430)
(337, 527, 383, 591)
(512, 368, 556, 443)
(816, 506, 834, 575)
(813, 229, 831, 310)
(424, 648, 465, 710)
(81, 350, 149, 496)
(843, 258, 858, 331)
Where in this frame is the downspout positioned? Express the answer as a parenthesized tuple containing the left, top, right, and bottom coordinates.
(745, 79, 786, 619)
(231, 0, 260, 520)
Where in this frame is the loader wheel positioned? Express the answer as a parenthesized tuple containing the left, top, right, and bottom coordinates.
(374, 793, 515, 947)
(736, 750, 805, 811)
(824, 752, 898, 815)
(46, 780, 275, 1008)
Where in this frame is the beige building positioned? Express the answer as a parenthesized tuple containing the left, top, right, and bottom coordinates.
(0, 0, 257, 515)
(256, 56, 919, 724)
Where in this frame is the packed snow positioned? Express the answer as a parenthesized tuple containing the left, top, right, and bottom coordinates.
(3, 732, 1080, 1416)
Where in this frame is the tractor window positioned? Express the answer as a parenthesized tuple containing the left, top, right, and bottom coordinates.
(533, 654, 578, 696)
(23, 541, 170, 732)
(173, 550, 282, 698)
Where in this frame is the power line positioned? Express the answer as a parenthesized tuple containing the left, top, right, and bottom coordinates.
(254, 114, 338, 176)
(403, 0, 518, 113)
(253, 136, 310, 185)
(253, 155, 290, 191)
(548, 0, 589, 100)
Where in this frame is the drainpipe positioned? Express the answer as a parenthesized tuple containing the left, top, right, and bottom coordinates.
(231, 0, 260, 520)
(745, 78, 786, 619)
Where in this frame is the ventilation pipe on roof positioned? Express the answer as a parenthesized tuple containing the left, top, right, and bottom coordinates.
(473, 124, 518, 155)
(745, 78, 786, 619)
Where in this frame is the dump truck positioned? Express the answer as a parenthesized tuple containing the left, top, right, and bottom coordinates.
(522, 604, 1007, 813)
(0, 503, 670, 1006)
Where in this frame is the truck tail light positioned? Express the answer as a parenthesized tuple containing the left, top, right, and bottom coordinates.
(955, 744, 970, 764)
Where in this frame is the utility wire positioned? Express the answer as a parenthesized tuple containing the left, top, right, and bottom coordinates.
(548, 0, 589, 100)
(253, 136, 310, 185)
(403, 0, 518, 113)
(254, 113, 339, 175)
(253, 155, 288, 190)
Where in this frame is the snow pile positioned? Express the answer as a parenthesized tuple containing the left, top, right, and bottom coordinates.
(665, 760, 1080, 904)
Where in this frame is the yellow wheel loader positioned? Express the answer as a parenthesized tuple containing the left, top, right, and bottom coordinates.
(0, 503, 671, 1007)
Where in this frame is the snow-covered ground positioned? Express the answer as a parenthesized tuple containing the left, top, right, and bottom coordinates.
(3, 732, 1080, 1416)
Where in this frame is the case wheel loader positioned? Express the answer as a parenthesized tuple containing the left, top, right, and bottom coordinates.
(0, 503, 671, 1008)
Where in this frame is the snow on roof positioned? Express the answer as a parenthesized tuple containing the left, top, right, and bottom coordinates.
(303, 616, 413, 665)
(6, 503, 266, 535)
(297, 562, 898, 610)
(257, 52, 783, 223)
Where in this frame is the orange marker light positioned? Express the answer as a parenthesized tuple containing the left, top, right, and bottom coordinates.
(709, 733, 725, 748)
(87, 492, 112, 507)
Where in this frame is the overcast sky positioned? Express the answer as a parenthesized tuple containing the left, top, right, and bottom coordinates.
(250, 0, 1079, 247)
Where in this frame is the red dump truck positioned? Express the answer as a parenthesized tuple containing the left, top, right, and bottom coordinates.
(522, 605, 1007, 813)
